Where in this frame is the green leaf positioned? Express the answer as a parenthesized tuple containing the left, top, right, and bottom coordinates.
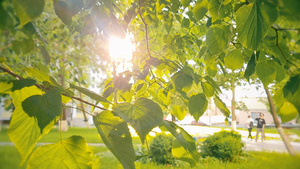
(172, 139, 196, 167)
(224, 49, 244, 70)
(188, 93, 208, 121)
(0, 4, 14, 30)
(13, 0, 45, 27)
(205, 76, 221, 93)
(236, 1, 269, 50)
(201, 82, 214, 97)
(22, 88, 62, 133)
(0, 82, 13, 93)
(172, 105, 186, 121)
(172, 71, 194, 92)
(181, 18, 190, 29)
(113, 98, 163, 143)
(213, 96, 230, 117)
(244, 53, 256, 81)
(193, 0, 208, 21)
(93, 111, 135, 169)
(255, 61, 276, 87)
(27, 135, 93, 169)
(278, 102, 298, 123)
(273, 88, 284, 108)
(8, 86, 56, 164)
(208, 0, 231, 22)
(12, 79, 36, 92)
(272, 60, 285, 83)
(24, 67, 51, 82)
(40, 46, 50, 65)
(70, 84, 110, 103)
(54, 0, 83, 25)
(206, 24, 232, 55)
(161, 121, 200, 162)
(181, 0, 191, 7)
(12, 38, 35, 54)
(283, 75, 300, 114)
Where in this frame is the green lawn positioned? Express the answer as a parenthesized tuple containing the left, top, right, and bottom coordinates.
(0, 145, 300, 169)
(0, 126, 144, 144)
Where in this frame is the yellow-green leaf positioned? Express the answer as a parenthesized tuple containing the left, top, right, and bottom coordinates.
(172, 139, 196, 167)
(7, 86, 56, 164)
(206, 24, 232, 55)
(188, 93, 208, 121)
(27, 135, 93, 169)
(93, 111, 135, 169)
(13, 0, 45, 27)
(113, 98, 163, 143)
(236, 1, 269, 50)
(224, 49, 244, 70)
(278, 102, 298, 123)
(193, 0, 208, 21)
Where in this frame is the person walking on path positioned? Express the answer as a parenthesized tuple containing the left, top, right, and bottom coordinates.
(246, 115, 254, 140)
(255, 113, 266, 142)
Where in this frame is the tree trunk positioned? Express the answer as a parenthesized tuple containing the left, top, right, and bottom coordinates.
(231, 83, 236, 131)
(265, 88, 297, 156)
(59, 65, 68, 131)
(172, 115, 176, 122)
(80, 93, 90, 129)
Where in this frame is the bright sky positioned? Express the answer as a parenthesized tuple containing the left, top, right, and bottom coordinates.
(221, 83, 267, 102)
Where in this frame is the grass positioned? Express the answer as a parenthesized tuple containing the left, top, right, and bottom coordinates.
(1, 145, 300, 169)
(0, 125, 144, 144)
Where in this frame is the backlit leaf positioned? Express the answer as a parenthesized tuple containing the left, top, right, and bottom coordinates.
(236, 1, 269, 50)
(206, 24, 232, 55)
(193, 0, 208, 21)
(0, 82, 13, 93)
(70, 84, 110, 103)
(13, 0, 45, 27)
(93, 111, 135, 169)
(172, 105, 186, 121)
(181, 0, 191, 7)
(201, 82, 214, 97)
(172, 139, 196, 167)
(255, 61, 276, 87)
(224, 49, 244, 70)
(213, 96, 230, 117)
(27, 135, 93, 169)
(113, 98, 163, 143)
(208, 0, 231, 22)
(283, 75, 300, 115)
(8, 86, 56, 164)
(161, 121, 200, 162)
(188, 93, 208, 121)
(244, 53, 256, 81)
(278, 102, 298, 123)
(22, 87, 62, 133)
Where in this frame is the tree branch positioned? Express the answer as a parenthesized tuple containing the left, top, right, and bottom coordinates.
(0, 65, 107, 112)
(271, 26, 299, 68)
(138, 0, 152, 59)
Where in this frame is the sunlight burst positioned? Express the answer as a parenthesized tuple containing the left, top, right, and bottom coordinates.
(109, 36, 133, 62)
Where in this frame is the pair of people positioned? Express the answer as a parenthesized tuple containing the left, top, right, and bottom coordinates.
(246, 113, 266, 142)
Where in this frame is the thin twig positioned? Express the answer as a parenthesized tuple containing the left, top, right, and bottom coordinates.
(271, 26, 299, 68)
(138, 0, 152, 59)
(0, 65, 107, 111)
(0, 66, 22, 79)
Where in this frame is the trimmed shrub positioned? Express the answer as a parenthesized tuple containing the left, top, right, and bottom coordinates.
(200, 130, 244, 162)
(149, 134, 174, 165)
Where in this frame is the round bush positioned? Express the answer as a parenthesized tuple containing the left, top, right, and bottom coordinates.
(200, 130, 244, 162)
(149, 134, 174, 165)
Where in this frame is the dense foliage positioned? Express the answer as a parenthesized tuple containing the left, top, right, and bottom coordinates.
(149, 134, 174, 165)
(0, 0, 300, 168)
(200, 130, 244, 162)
